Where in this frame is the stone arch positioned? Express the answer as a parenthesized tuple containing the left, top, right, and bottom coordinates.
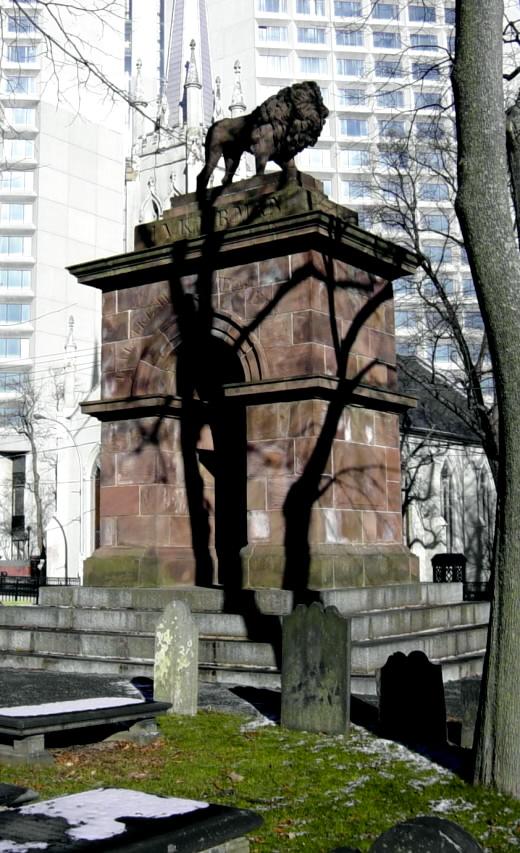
(131, 310, 265, 397)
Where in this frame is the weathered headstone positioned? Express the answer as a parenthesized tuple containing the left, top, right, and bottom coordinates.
(369, 816, 484, 851)
(281, 602, 351, 735)
(378, 650, 447, 745)
(461, 676, 481, 749)
(153, 600, 198, 715)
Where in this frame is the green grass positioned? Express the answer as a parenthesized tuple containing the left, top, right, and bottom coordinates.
(1, 712, 518, 852)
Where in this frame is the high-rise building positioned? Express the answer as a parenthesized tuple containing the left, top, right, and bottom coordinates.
(0, 1, 127, 574)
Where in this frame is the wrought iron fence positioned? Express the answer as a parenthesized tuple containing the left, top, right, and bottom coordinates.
(0, 573, 81, 604)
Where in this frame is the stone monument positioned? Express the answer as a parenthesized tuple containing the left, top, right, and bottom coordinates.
(70, 86, 419, 591)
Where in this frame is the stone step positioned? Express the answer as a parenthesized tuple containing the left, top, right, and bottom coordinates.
(351, 623, 488, 673)
(349, 601, 490, 641)
(351, 650, 486, 697)
(38, 582, 464, 615)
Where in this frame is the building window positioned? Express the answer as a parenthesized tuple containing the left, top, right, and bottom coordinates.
(299, 147, 331, 169)
(373, 31, 400, 49)
(7, 14, 37, 33)
(0, 338, 23, 358)
(257, 0, 287, 12)
(297, 0, 326, 12)
(464, 311, 484, 330)
(378, 148, 409, 169)
(258, 25, 288, 41)
(321, 179, 332, 196)
(0, 269, 31, 289)
(0, 203, 32, 224)
(0, 171, 34, 193)
(297, 26, 326, 43)
(339, 117, 368, 136)
(462, 277, 474, 296)
(445, 7, 456, 25)
(1, 75, 37, 96)
(419, 182, 449, 201)
(7, 45, 38, 63)
(409, 4, 436, 23)
(376, 89, 404, 108)
(338, 88, 367, 106)
(0, 236, 31, 255)
(336, 29, 364, 47)
(416, 119, 442, 139)
(423, 243, 451, 264)
(412, 62, 441, 80)
(372, 3, 397, 19)
(0, 372, 24, 392)
(414, 91, 442, 110)
(0, 304, 30, 324)
(342, 180, 371, 200)
(299, 55, 328, 74)
(4, 108, 36, 127)
(337, 58, 365, 76)
(258, 53, 289, 74)
(3, 139, 35, 161)
(410, 33, 438, 51)
(423, 212, 449, 231)
(378, 119, 405, 137)
(395, 309, 417, 329)
(334, 1, 362, 17)
(374, 59, 403, 77)
(339, 148, 369, 168)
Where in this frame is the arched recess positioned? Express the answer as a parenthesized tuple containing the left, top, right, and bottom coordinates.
(131, 310, 266, 398)
(440, 461, 456, 551)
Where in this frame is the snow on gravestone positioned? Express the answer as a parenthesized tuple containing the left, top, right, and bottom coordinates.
(153, 600, 198, 715)
(281, 602, 351, 735)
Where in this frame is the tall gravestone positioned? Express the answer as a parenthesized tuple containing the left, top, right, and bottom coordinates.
(378, 650, 447, 745)
(281, 602, 351, 735)
(153, 600, 198, 715)
(71, 169, 420, 591)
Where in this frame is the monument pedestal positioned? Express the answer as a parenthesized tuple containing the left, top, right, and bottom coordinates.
(72, 172, 419, 589)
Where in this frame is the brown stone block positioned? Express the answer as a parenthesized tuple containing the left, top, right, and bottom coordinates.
(259, 256, 290, 284)
(157, 417, 181, 452)
(384, 302, 395, 335)
(129, 302, 174, 339)
(100, 485, 139, 517)
(115, 339, 143, 372)
(266, 476, 297, 510)
(117, 445, 158, 485)
(103, 311, 129, 344)
(288, 400, 327, 438)
(308, 506, 325, 544)
(100, 450, 115, 486)
(333, 443, 387, 510)
(218, 289, 246, 319)
(356, 357, 388, 388)
(245, 284, 274, 320)
(375, 412, 400, 448)
(289, 251, 313, 279)
(118, 281, 171, 311)
(367, 303, 386, 332)
(370, 329, 396, 365)
(387, 364, 398, 390)
(170, 515, 192, 548)
(140, 484, 188, 515)
(387, 480, 402, 512)
(103, 421, 131, 452)
(102, 370, 133, 399)
(349, 325, 371, 358)
(325, 348, 358, 379)
(132, 363, 175, 396)
(293, 310, 333, 346)
(247, 478, 266, 510)
(248, 510, 271, 542)
(101, 343, 115, 375)
(247, 438, 295, 477)
(218, 262, 259, 292)
(100, 518, 116, 547)
(295, 436, 332, 475)
(346, 408, 375, 445)
(273, 278, 312, 313)
(160, 451, 185, 486)
(117, 515, 170, 548)
(376, 512, 403, 543)
(268, 510, 285, 545)
(103, 291, 116, 316)
(362, 511, 378, 543)
(386, 447, 401, 480)
(247, 403, 280, 441)
(258, 313, 292, 347)
(266, 343, 325, 378)
(340, 509, 363, 543)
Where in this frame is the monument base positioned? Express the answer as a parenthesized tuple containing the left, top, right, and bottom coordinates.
(242, 543, 419, 589)
(83, 546, 203, 588)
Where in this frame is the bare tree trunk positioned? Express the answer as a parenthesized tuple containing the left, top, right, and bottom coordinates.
(453, 0, 520, 798)
(506, 92, 520, 245)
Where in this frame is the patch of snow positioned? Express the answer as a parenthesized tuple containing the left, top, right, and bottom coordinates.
(429, 798, 476, 814)
(0, 697, 144, 717)
(239, 717, 275, 733)
(0, 844, 47, 853)
(20, 789, 208, 842)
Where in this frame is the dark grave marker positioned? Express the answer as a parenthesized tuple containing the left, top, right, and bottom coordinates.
(378, 650, 447, 745)
(369, 815, 484, 851)
(461, 677, 481, 749)
(281, 602, 351, 735)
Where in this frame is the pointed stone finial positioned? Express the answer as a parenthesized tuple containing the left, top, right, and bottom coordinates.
(186, 39, 201, 88)
(213, 75, 224, 122)
(65, 315, 77, 353)
(229, 59, 246, 118)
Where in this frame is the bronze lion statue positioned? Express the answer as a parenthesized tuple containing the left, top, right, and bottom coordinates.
(197, 81, 329, 197)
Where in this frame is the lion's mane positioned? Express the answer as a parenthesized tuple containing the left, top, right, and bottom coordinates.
(249, 81, 328, 164)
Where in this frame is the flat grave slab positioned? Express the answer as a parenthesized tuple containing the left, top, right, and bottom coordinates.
(0, 787, 261, 852)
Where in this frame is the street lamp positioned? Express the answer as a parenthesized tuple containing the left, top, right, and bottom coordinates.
(34, 414, 84, 558)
